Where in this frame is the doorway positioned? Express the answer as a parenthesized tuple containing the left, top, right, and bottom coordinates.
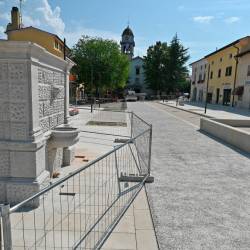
(192, 87, 197, 101)
(207, 93, 212, 103)
(216, 88, 220, 104)
(223, 89, 231, 106)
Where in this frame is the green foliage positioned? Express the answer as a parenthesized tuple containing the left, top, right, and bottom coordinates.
(71, 36, 129, 96)
(143, 34, 190, 94)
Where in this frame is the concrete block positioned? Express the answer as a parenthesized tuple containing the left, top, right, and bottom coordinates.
(200, 118, 250, 153)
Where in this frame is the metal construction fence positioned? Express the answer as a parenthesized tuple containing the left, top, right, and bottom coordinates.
(0, 109, 153, 250)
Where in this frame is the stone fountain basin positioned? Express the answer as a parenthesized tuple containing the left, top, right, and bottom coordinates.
(50, 126, 79, 148)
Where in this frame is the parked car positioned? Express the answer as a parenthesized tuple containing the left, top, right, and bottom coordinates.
(125, 91, 137, 102)
(69, 106, 79, 116)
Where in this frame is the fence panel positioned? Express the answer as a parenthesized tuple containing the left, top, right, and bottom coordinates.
(0, 111, 152, 249)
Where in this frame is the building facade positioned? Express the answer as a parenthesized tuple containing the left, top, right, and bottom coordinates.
(128, 56, 148, 93)
(190, 36, 250, 108)
(205, 42, 238, 105)
(190, 58, 207, 102)
(235, 44, 250, 109)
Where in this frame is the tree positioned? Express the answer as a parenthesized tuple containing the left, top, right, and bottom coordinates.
(167, 34, 190, 92)
(71, 36, 129, 96)
(143, 34, 190, 94)
(143, 41, 169, 95)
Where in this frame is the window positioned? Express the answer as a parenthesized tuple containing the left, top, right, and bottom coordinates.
(225, 66, 232, 76)
(203, 73, 206, 81)
(54, 40, 59, 49)
(200, 65, 203, 70)
(212, 61, 214, 65)
(205, 64, 207, 69)
(247, 65, 250, 76)
(218, 69, 221, 78)
(59, 43, 63, 51)
(198, 74, 202, 82)
(136, 67, 140, 75)
(229, 53, 233, 59)
(210, 71, 213, 79)
(220, 57, 223, 62)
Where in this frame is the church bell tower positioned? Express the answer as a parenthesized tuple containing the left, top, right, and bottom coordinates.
(120, 26, 135, 60)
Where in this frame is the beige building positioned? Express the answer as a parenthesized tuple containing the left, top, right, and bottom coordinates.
(235, 47, 250, 109)
(190, 58, 208, 102)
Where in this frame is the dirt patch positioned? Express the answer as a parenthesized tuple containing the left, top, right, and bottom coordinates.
(86, 120, 127, 127)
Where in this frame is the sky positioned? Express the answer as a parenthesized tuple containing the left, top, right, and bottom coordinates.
(0, 0, 250, 66)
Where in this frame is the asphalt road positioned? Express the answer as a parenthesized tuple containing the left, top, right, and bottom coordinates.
(128, 101, 250, 250)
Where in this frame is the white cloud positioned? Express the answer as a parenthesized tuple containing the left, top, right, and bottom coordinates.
(0, 25, 5, 38)
(64, 27, 121, 48)
(224, 16, 240, 23)
(193, 16, 215, 24)
(177, 5, 185, 11)
(22, 15, 40, 27)
(36, 0, 65, 36)
(0, 13, 10, 22)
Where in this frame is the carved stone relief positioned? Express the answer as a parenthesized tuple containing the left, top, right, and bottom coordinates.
(0, 102, 9, 121)
(9, 103, 26, 122)
(57, 113, 64, 125)
(10, 83, 26, 100)
(40, 117, 50, 133)
(0, 83, 8, 100)
(38, 84, 51, 100)
(0, 151, 10, 176)
(0, 63, 8, 82)
(38, 68, 53, 85)
(8, 63, 27, 82)
(49, 115, 58, 129)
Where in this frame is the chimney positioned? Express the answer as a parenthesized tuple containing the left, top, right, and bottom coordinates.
(6, 7, 20, 33)
(11, 7, 20, 30)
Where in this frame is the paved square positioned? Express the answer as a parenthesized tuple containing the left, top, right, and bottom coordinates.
(128, 102, 250, 250)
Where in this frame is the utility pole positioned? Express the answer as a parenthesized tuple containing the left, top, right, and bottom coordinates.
(19, 0, 23, 28)
(232, 45, 240, 107)
(205, 64, 210, 114)
(63, 38, 66, 60)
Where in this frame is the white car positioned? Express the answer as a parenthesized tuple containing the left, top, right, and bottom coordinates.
(125, 91, 137, 102)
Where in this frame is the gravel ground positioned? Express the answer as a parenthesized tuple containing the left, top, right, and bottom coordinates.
(128, 101, 250, 250)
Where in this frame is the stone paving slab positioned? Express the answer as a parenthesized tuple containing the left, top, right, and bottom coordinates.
(102, 188, 158, 250)
(128, 102, 250, 250)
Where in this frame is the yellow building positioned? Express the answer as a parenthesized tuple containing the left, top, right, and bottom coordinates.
(205, 36, 250, 106)
(6, 7, 70, 59)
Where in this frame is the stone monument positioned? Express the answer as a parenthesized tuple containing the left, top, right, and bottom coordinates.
(0, 41, 78, 205)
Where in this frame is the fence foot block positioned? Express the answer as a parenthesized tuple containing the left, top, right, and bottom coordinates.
(119, 174, 154, 183)
(114, 138, 133, 143)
